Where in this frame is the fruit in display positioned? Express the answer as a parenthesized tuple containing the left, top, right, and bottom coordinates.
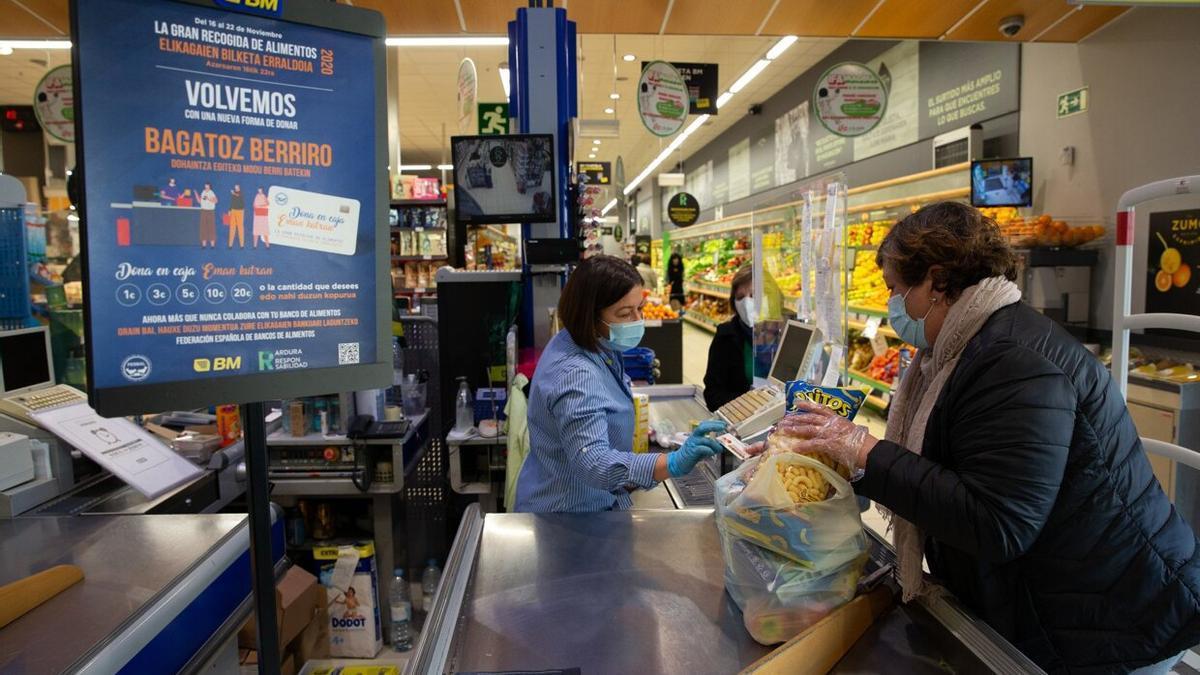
(847, 251, 888, 309)
(866, 347, 900, 384)
(642, 301, 679, 320)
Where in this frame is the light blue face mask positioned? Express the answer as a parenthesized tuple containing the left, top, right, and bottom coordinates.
(603, 319, 645, 351)
(888, 288, 933, 349)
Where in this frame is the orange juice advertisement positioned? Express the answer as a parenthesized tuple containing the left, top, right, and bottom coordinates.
(1147, 209, 1200, 317)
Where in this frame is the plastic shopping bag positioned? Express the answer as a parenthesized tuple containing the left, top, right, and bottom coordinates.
(715, 452, 869, 644)
(715, 452, 867, 568)
(720, 534, 865, 644)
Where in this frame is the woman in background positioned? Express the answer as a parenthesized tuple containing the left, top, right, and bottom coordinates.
(703, 265, 754, 411)
(667, 252, 686, 311)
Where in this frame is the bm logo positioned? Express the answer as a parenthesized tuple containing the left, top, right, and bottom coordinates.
(214, 0, 282, 17)
(193, 356, 242, 373)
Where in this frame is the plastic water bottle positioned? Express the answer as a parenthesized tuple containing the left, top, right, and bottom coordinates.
(421, 559, 442, 612)
(454, 377, 474, 433)
(390, 568, 412, 651)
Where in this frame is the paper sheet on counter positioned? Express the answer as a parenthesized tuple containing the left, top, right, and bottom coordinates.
(32, 403, 202, 498)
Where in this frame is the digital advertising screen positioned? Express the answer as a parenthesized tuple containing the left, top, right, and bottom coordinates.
(451, 134, 556, 225)
(72, 0, 389, 415)
(971, 157, 1033, 208)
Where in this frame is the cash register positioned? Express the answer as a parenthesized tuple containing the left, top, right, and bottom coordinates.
(0, 326, 90, 516)
(716, 319, 823, 439)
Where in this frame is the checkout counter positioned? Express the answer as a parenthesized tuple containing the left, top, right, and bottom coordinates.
(408, 384, 1045, 674)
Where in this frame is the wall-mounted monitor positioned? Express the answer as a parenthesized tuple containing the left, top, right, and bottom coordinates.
(971, 157, 1033, 208)
(451, 134, 556, 225)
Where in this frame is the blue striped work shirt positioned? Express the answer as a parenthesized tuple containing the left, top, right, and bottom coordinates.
(514, 329, 659, 512)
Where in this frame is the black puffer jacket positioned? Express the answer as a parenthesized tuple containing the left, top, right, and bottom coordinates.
(857, 302, 1200, 673)
(703, 318, 752, 411)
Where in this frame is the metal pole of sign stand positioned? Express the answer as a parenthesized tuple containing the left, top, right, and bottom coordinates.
(241, 401, 281, 675)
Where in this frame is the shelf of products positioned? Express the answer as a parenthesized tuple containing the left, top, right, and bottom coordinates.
(466, 225, 520, 271)
(682, 312, 718, 333)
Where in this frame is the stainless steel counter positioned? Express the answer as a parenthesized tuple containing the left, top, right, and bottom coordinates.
(438, 509, 772, 673)
(0, 514, 254, 674)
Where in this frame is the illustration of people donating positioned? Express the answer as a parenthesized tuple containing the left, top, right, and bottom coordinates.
(198, 182, 218, 247)
(227, 184, 245, 248)
(252, 187, 270, 248)
(159, 177, 180, 205)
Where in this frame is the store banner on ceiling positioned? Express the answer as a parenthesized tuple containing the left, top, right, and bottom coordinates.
(34, 65, 74, 143)
(576, 161, 610, 185)
(645, 62, 719, 115)
(638, 61, 688, 137)
(74, 0, 381, 409)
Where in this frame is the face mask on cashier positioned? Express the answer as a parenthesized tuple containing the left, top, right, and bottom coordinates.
(887, 287, 935, 349)
(735, 296, 757, 327)
(602, 319, 645, 351)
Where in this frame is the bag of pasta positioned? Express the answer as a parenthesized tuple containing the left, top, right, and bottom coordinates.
(715, 450, 867, 568)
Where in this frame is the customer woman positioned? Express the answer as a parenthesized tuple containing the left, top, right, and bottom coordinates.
(782, 201, 1200, 673)
(703, 265, 754, 411)
(667, 252, 686, 310)
(515, 255, 726, 512)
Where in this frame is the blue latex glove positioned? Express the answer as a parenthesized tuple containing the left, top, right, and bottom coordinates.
(666, 420, 727, 477)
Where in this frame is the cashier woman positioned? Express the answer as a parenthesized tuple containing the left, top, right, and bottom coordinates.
(781, 202, 1200, 674)
(515, 255, 729, 512)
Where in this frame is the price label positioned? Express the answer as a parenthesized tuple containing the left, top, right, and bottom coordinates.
(821, 344, 845, 387)
(861, 316, 881, 339)
(422, 255, 431, 260)
(204, 283, 227, 304)
(231, 283, 253, 304)
(147, 283, 170, 306)
(176, 283, 199, 305)
(870, 333, 889, 357)
(644, 319, 663, 328)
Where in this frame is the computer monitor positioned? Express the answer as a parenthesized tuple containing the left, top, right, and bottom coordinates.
(767, 320, 822, 386)
(0, 326, 53, 395)
(971, 157, 1033, 208)
(451, 134, 556, 225)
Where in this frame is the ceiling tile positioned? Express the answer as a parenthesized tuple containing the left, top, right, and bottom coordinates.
(767, 0, 880, 37)
(665, 0, 774, 35)
(946, 0, 1072, 42)
(857, 0, 980, 39)
(0, 0, 69, 37)
(1035, 5, 1129, 43)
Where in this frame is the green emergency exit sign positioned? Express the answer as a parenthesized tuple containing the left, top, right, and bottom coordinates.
(1057, 87, 1088, 119)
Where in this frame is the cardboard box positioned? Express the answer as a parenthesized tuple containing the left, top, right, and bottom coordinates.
(293, 587, 331, 665)
(239, 565, 323, 657)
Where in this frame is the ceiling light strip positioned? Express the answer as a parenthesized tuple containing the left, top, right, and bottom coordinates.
(754, 0, 782, 36)
(1030, 5, 1082, 42)
(385, 36, 508, 47)
(729, 59, 770, 93)
(851, 0, 888, 37)
(601, 199, 618, 216)
(765, 35, 798, 60)
(940, 0, 992, 40)
(398, 164, 433, 171)
(9, 0, 66, 36)
(0, 39, 72, 49)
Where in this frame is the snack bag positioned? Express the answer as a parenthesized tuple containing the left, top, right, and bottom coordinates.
(784, 381, 867, 419)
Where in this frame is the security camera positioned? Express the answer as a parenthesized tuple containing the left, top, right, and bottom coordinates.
(748, 104, 763, 116)
(999, 15, 1024, 38)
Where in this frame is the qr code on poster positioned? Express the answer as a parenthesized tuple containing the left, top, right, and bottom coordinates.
(338, 342, 360, 365)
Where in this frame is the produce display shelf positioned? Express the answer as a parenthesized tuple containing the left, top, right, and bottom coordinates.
(848, 304, 889, 319)
(847, 245, 880, 252)
(685, 283, 730, 300)
(848, 317, 900, 340)
(864, 393, 890, 411)
(682, 313, 718, 333)
(848, 368, 894, 392)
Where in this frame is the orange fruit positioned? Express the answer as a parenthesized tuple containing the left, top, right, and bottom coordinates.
(1174, 263, 1192, 288)
(1156, 269, 1174, 292)
(1161, 248, 1182, 274)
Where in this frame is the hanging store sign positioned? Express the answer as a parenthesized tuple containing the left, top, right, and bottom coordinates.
(667, 192, 700, 227)
(477, 101, 510, 135)
(638, 61, 688, 137)
(645, 61, 719, 115)
(576, 161, 611, 185)
(458, 58, 478, 134)
(73, 0, 389, 415)
(34, 65, 74, 143)
(813, 62, 887, 138)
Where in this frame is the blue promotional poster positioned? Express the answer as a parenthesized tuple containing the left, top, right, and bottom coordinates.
(75, 0, 383, 408)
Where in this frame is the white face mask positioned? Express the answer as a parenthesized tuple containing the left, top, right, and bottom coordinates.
(735, 296, 757, 327)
